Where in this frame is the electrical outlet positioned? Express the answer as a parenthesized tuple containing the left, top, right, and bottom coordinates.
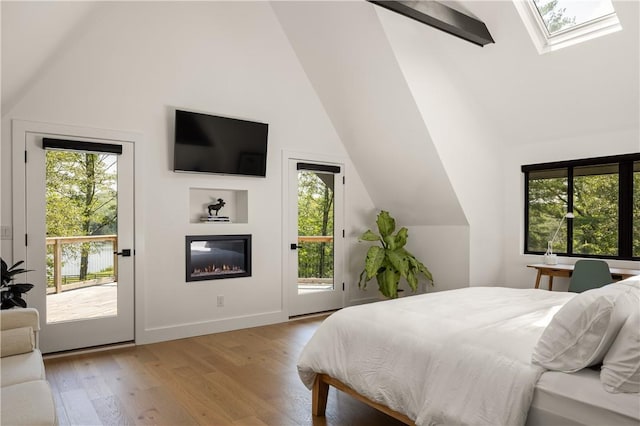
(217, 295, 224, 307)
(1, 225, 12, 241)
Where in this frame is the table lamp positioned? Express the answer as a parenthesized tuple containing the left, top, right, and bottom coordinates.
(544, 212, 574, 265)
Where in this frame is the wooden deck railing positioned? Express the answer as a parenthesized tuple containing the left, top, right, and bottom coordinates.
(46, 235, 117, 294)
(298, 236, 334, 243)
(45, 235, 329, 294)
(297, 235, 334, 282)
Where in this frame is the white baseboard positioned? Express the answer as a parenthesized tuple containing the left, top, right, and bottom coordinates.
(348, 296, 379, 306)
(136, 310, 287, 345)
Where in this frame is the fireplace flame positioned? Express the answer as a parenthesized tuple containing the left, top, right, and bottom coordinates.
(193, 264, 244, 275)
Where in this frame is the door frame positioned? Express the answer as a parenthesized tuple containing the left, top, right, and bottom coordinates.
(281, 150, 347, 317)
(12, 119, 144, 348)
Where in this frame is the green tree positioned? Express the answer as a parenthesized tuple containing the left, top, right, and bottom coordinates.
(46, 151, 117, 281)
(297, 171, 334, 279)
(528, 171, 619, 256)
(534, 0, 576, 33)
(573, 173, 618, 256)
(528, 175, 568, 253)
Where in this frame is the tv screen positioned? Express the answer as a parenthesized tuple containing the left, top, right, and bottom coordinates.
(174, 109, 268, 177)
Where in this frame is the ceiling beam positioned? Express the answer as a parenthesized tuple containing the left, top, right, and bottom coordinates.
(368, 1, 494, 47)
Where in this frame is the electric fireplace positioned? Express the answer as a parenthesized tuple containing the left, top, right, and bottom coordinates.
(185, 235, 251, 282)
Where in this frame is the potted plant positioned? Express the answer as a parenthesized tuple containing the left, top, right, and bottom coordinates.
(358, 210, 434, 299)
(1, 258, 34, 309)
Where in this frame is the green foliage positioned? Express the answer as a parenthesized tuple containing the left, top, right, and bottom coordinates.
(528, 171, 624, 256)
(46, 151, 118, 280)
(46, 151, 117, 237)
(360, 230, 380, 242)
(358, 211, 433, 299)
(376, 211, 395, 238)
(1, 258, 34, 309)
(297, 171, 334, 279)
(364, 246, 385, 280)
(534, 0, 576, 34)
(528, 176, 568, 253)
(573, 172, 618, 256)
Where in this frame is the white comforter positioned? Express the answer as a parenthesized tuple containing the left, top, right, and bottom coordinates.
(298, 287, 575, 426)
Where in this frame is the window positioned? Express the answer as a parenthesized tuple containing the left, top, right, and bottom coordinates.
(513, 0, 621, 54)
(523, 153, 640, 260)
(532, 0, 615, 35)
(573, 163, 618, 256)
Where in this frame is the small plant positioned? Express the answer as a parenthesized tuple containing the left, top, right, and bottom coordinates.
(358, 210, 434, 299)
(1, 258, 34, 309)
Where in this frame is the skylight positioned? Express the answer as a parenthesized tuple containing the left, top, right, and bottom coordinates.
(513, 0, 622, 54)
(533, 0, 615, 35)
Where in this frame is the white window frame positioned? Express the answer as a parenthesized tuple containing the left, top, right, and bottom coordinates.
(513, 0, 622, 54)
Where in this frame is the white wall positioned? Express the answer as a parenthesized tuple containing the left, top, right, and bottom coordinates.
(406, 226, 470, 292)
(0, 2, 375, 344)
(272, 1, 467, 227)
(272, 2, 472, 295)
(376, 7, 506, 286)
(503, 128, 640, 291)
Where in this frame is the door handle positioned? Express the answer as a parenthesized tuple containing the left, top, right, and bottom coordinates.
(290, 243, 298, 250)
(114, 249, 132, 257)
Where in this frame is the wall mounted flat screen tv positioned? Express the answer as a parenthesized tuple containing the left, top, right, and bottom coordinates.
(174, 109, 268, 177)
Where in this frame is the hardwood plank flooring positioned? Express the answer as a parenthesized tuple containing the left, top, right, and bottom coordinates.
(44, 316, 406, 426)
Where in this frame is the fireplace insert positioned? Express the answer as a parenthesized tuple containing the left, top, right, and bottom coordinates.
(185, 235, 251, 282)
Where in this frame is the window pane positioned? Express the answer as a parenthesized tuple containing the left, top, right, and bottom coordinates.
(297, 171, 335, 294)
(45, 150, 119, 323)
(533, 0, 615, 35)
(573, 164, 618, 256)
(528, 169, 568, 253)
(634, 162, 640, 257)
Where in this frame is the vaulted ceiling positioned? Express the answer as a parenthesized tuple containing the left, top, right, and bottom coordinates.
(273, 1, 468, 225)
(398, 0, 640, 146)
(1, 1, 98, 113)
(4, 1, 637, 143)
(2, 1, 638, 231)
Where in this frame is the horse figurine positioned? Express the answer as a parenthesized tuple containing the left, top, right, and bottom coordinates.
(207, 198, 226, 216)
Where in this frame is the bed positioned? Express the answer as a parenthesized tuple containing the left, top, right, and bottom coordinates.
(297, 281, 640, 426)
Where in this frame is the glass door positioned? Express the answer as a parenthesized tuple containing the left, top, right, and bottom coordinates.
(25, 134, 134, 353)
(288, 160, 344, 317)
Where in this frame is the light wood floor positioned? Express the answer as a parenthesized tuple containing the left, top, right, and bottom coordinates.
(44, 315, 405, 426)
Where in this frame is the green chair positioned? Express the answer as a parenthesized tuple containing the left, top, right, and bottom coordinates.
(569, 260, 612, 293)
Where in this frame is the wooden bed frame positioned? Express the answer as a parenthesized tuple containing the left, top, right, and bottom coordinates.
(312, 373, 415, 425)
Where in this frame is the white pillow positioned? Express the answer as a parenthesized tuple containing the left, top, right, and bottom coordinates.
(532, 283, 636, 372)
(614, 275, 640, 290)
(0, 326, 35, 357)
(601, 307, 640, 393)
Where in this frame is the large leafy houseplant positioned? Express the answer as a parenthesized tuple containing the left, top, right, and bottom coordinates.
(358, 211, 433, 299)
(1, 258, 34, 309)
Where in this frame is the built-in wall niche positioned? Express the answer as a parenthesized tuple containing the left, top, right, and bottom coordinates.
(189, 188, 248, 224)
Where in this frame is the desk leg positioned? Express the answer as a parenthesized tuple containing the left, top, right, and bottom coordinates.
(548, 276, 554, 291)
(534, 270, 543, 289)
